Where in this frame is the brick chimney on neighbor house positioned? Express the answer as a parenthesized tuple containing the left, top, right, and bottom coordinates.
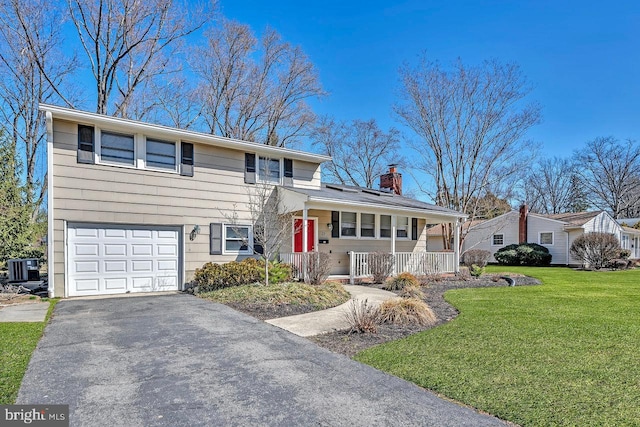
(519, 204, 528, 244)
(380, 164, 402, 195)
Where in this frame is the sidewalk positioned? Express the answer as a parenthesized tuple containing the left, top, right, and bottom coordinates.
(0, 302, 49, 322)
(265, 285, 398, 337)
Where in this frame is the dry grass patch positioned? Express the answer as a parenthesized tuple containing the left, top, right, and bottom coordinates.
(344, 299, 379, 334)
(398, 284, 425, 299)
(378, 298, 436, 326)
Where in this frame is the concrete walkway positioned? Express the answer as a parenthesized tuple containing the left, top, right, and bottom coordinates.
(266, 285, 398, 336)
(0, 302, 49, 322)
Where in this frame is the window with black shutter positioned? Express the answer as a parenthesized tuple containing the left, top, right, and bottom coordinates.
(245, 153, 256, 184)
(77, 125, 95, 164)
(180, 142, 194, 176)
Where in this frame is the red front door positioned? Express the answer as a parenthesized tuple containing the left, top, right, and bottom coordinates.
(294, 219, 315, 252)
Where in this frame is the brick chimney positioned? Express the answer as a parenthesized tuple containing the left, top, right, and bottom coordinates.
(380, 164, 402, 195)
(519, 204, 528, 244)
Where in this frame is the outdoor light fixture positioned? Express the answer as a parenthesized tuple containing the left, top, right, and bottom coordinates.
(190, 224, 201, 241)
(327, 223, 333, 231)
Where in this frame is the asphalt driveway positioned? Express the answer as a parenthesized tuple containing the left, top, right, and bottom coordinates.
(18, 294, 506, 426)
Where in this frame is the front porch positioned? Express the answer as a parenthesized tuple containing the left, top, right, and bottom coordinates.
(280, 250, 457, 284)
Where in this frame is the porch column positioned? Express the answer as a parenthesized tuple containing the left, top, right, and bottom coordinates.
(302, 207, 308, 254)
(391, 215, 397, 275)
(453, 219, 460, 273)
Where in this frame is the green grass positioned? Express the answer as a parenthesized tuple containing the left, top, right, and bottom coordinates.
(355, 267, 640, 426)
(199, 281, 350, 309)
(0, 299, 57, 404)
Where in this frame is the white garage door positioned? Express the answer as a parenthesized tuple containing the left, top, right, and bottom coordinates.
(67, 224, 181, 297)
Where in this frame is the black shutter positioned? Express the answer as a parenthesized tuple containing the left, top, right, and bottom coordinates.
(412, 218, 418, 240)
(77, 125, 95, 164)
(331, 211, 340, 238)
(180, 142, 194, 176)
(210, 223, 223, 255)
(283, 158, 293, 186)
(245, 153, 256, 184)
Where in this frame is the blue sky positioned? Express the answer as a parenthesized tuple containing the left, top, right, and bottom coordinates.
(219, 0, 640, 162)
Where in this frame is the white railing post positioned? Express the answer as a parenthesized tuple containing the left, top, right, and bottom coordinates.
(349, 251, 355, 285)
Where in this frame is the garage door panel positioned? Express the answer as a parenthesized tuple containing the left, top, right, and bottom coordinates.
(75, 261, 99, 273)
(157, 244, 177, 256)
(104, 229, 126, 238)
(75, 244, 99, 256)
(132, 229, 153, 239)
(104, 244, 127, 256)
(132, 260, 153, 272)
(132, 244, 153, 256)
(104, 260, 127, 273)
(104, 278, 127, 291)
(68, 224, 181, 296)
(157, 260, 177, 271)
(75, 279, 99, 292)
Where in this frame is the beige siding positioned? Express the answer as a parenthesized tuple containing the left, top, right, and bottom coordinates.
(51, 118, 321, 296)
(282, 210, 429, 275)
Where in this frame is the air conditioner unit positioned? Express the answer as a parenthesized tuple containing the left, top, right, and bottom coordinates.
(8, 258, 40, 282)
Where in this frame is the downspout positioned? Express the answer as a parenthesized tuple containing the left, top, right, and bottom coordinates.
(45, 111, 55, 298)
(565, 230, 569, 266)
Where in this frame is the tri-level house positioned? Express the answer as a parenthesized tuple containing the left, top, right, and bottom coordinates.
(43, 105, 466, 297)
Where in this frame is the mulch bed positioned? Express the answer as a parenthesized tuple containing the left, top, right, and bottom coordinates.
(220, 273, 540, 358)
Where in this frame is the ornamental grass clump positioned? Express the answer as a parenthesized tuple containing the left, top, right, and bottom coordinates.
(378, 298, 436, 326)
(399, 284, 425, 299)
(384, 272, 419, 290)
(344, 299, 379, 334)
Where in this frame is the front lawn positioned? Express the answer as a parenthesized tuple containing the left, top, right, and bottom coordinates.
(199, 281, 350, 319)
(355, 267, 640, 426)
(0, 300, 57, 404)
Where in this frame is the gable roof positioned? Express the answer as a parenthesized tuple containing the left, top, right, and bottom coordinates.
(40, 104, 331, 164)
(280, 183, 466, 220)
(545, 211, 603, 226)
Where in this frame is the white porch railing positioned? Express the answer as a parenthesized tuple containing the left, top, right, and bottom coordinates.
(349, 251, 456, 284)
(279, 252, 308, 280)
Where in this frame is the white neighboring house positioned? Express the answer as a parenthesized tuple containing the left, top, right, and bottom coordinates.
(429, 206, 640, 265)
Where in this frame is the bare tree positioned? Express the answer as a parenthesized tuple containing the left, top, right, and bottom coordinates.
(573, 136, 640, 218)
(522, 157, 577, 214)
(312, 116, 401, 188)
(225, 182, 297, 285)
(0, 0, 76, 216)
(395, 56, 541, 247)
(465, 192, 511, 219)
(193, 20, 324, 146)
(68, 0, 213, 118)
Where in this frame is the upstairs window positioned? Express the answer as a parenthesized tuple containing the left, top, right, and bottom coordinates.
(258, 157, 281, 183)
(361, 213, 375, 238)
(101, 131, 134, 165)
(146, 138, 176, 170)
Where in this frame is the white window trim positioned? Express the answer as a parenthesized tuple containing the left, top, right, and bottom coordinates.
(340, 211, 358, 239)
(492, 234, 504, 246)
(257, 156, 283, 185)
(396, 216, 410, 240)
(359, 213, 377, 240)
(143, 136, 179, 173)
(539, 232, 554, 246)
(95, 127, 180, 174)
(379, 214, 392, 240)
(222, 224, 253, 255)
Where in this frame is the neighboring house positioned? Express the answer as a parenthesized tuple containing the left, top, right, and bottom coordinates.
(431, 206, 640, 265)
(43, 105, 466, 297)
